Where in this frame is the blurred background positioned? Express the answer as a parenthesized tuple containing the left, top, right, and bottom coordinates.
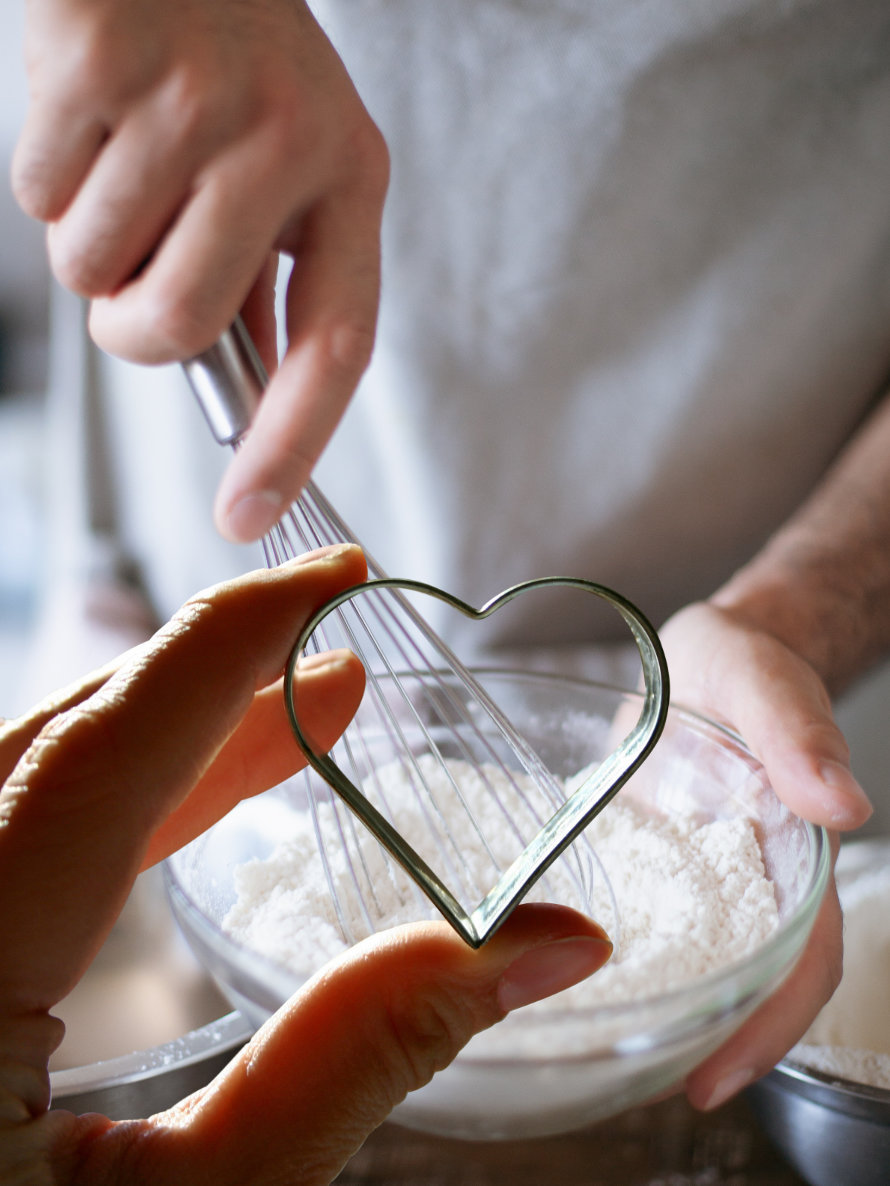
(0, 8, 887, 831)
(0, 5, 51, 717)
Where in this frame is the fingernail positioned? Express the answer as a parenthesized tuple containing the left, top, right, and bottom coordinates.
(498, 935, 612, 1013)
(818, 760, 873, 825)
(701, 1068, 756, 1111)
(296, 647, 355, 673)
(224, 490, 284, 542)
(283, 543, 362, 570)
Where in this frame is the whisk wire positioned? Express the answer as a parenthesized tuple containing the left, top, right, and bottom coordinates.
(284, 486, 590, 891)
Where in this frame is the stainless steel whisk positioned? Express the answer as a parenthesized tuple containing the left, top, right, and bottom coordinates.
(183, 320, 668, 948)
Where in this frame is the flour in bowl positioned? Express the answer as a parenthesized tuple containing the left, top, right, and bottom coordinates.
(223, 755, 780, 1020)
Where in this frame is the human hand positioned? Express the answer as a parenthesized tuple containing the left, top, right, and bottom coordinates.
(0, 543, 611, 1185)
(13, 0, 388, 543)
(655, 601, 873, 1111)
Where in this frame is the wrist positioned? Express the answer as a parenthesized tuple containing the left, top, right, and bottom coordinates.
(710, 555, 875, 696)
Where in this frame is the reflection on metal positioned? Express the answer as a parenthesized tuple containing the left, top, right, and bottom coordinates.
(49, 866, 251, 1119)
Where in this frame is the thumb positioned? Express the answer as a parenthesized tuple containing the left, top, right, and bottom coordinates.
(97, 905, 611, 1185)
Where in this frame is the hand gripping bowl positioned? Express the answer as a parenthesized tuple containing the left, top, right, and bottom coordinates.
(165, 670, 829, 1140)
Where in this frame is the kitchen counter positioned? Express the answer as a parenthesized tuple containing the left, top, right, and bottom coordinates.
(337, 1093, 807, 1185)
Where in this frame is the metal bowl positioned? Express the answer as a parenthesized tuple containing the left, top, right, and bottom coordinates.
(48, 865, 252, 1119)
(50, 1011, 251, 1120)
(746, 838, 890, 1186)
(747, 1061, 890, 1186)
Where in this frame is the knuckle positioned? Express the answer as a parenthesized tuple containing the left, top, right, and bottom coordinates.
(48, 229, 109, 298)
(159, 594, 233, 660)
(263, 84, 320, 154)
(351, 119, 390, 200)
(10, 700, 123, 817)
(50, 23, 135, 111)
(257, 91, 338, 182)
(136, 287, 222, 362)
(380, 988, 476, 1096)
(322, 316, 377, 380)
(806, 719, 850, 765)
(162, 62, 233, 150)
(174, 592, 230, 638)
(10, 154, 54, 221)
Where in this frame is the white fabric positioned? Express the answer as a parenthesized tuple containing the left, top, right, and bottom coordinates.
(42, 0, 890, 666)
(309, 0, 890, 658)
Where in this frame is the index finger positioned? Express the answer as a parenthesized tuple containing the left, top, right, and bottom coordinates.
(213, 176, 386, 543)
(0, 545, 366, 1015)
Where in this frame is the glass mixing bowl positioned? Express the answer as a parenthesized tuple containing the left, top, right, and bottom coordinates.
(165, 670, 829, 1140)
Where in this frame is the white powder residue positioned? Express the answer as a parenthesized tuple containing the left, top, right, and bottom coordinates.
(791, 1044, 890, 1091)
(223, 756, 779, 1045)
(791, 855, 890, 1091)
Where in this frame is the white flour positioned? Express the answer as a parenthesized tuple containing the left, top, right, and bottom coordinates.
(791, 853, 890, 1091)
(223, 755, 779, 1050)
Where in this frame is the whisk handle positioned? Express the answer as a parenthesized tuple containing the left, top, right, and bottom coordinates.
(182, 318, 268, 446)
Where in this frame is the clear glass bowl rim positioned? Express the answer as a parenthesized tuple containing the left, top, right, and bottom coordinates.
(164, 668, 831, 1067)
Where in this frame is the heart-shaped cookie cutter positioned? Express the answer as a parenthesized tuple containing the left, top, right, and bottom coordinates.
(285, 575, 669, 948)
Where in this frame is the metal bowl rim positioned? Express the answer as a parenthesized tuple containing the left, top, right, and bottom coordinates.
(50, 1011, 253, 1097)
(766, 1058, 890, 1113)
